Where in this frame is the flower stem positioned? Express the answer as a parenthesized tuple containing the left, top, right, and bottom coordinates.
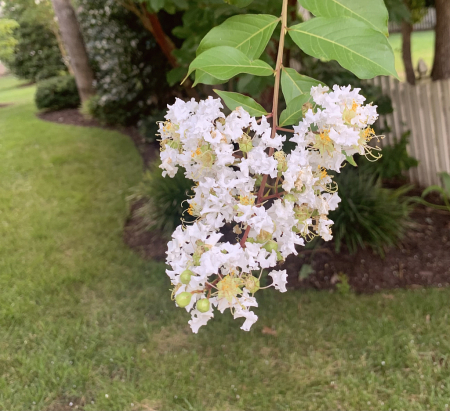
(241, 0, 288, 249)
(256, 0, 288, 204)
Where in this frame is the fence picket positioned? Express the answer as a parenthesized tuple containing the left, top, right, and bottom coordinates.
(370, 77, 450, 188)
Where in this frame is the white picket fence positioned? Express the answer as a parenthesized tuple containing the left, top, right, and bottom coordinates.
(370, 76, 450, 187)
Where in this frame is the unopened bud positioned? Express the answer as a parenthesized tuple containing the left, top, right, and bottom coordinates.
(175, 292, 192, 308)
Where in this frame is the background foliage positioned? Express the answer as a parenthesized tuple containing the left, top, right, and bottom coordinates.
(76, 0, 178, 126)
(35, 75, 80, 111)
(1, 0, 67, 81)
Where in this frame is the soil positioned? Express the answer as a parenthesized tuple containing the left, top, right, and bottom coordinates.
(39, 108, 450, 293)
(0, 103, 11, 108)
(283, 207, 450, 293)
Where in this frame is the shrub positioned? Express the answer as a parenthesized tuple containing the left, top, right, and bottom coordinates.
(76, 0, 178, 126)
(138, 110, 166, 143)
(360, 131, 419, 179)
(129, 163, 194, 235)
(35, 75, 80, 111)
(330, 167, 413, 256)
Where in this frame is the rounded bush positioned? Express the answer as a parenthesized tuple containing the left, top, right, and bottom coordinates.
(330, 168, 412, 256)
(35, 75, 80, 111)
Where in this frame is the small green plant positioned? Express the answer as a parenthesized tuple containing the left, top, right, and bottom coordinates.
(129, 163, 194, 235)
(80, 95, 96, 120)
(298, 264, 314, 281)
(330, 167, 413, 256)
(413, 172, 450, 212)
(335, 273, 351, 295)
(360, 131, 418, 179)
(35, 75, 80, 111)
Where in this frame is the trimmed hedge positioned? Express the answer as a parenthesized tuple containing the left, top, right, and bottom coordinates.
(35, 75, 80, 111)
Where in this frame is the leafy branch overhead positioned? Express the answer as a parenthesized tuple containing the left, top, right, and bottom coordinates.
(184, 0, 397, 119)
(158, 0, 398, 333)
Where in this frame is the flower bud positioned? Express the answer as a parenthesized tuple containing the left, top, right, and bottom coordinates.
(238, 134, 253, 153)
(274, 151, 287, 172)
(263, 240, 278, 252)
(175, 292, 192, 308)
(196, 298, 210, 313)
(256, 230, 272, 243)
(180, 270, 193, 284)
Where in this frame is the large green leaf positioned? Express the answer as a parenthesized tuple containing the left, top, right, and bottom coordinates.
(288, 17, 398, 79)
(298, 0, 389, 36)
(214, 90, 268, 116)
(279, 94, 312, 127)
(194, 70, 227, 86)
(197, 14, 280, 60)
(186, 46, 274, 86)
(224, 0, 254, 7)
(281, 67, 324, 105)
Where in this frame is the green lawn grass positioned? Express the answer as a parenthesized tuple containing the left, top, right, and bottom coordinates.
(389, 30, 435, 81)
(1, 75, 450, 411)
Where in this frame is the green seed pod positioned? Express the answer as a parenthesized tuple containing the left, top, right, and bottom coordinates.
(284, 194, 296, 202)
(196, 299, 210, 313)
(263, 240, 278, 252)
(180, 270, 193, 284)
(239, 141, 253, 153)
(276, 251, 284, 262)
(175, 292, 192, 308)
(167, 140, 181, 150)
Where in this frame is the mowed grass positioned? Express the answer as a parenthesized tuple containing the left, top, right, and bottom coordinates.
(389, 30, 435, 81)
(1, 75, 450, 411)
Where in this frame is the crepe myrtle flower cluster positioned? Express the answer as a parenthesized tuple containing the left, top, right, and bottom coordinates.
(158, 85, 379, 333)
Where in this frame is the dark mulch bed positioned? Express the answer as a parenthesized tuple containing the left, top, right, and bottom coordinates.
(39, 107, 450, 293)
(283, 207, 450, 293)
(123, 200, 168, 262)
(37, 108, 158, 167)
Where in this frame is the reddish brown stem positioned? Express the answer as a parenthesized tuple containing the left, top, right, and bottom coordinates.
(240, 226, 251, 248)
(255, 0, 288, 204)
(146, 12, 178, 68)
(276, 127, 294, 133)
(262, 191, 287, 201)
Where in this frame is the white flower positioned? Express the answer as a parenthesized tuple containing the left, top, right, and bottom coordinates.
(269, 269, 288, 292)
(160, 86, 378, 332)
(233, 308, 258, 331)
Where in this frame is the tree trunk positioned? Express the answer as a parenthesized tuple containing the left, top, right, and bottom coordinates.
(432, 0, 450, 81)
(50, 0, 95, 102)
(401, 21, 416, 85)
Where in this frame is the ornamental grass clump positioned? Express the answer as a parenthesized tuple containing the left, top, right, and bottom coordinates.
(156, 0, 398, 332)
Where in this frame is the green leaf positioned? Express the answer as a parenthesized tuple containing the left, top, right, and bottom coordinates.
(166, 67, 186, 87)
(342, 150, 357, 167)
(197, 14, 280, 60)
(185, 46, 274, 86)
(214, 90, 268, 116)
(288, 17, 398, 79)
(298, 0, 389, 36)
(224, 0, 254, 7)
(279, 94, 312, 127)
(149, 0, 165, 12)
(298, 264, 314, 280)
(281, 67, 324, 105)
(194, 70, 227, 86)
(439, 172, 450, 196)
